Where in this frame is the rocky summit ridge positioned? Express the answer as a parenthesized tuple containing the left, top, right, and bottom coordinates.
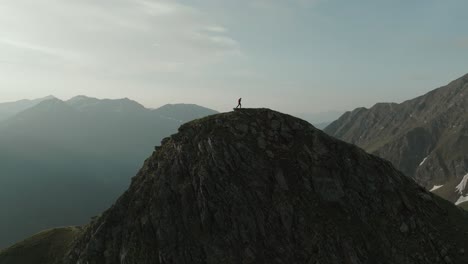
(2, 108, 468, 264)
(325, 74, 468, 205)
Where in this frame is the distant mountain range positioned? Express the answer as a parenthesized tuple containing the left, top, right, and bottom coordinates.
(325, 73, 468, 206)
(0, 95, 56, 121)
(0, 95, 217, 249)
(295, 111, 343, 129)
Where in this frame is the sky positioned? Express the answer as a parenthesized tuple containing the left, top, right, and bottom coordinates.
(0, 0, 467, 113)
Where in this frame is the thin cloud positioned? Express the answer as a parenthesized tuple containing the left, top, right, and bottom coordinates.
(0, 0, 242, 75)
(0, 38, 80, 61)
(138, 0, 179, 16)
(208, 36, 239, 48)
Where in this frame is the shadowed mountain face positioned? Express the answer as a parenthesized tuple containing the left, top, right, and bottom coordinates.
(325, 74, 468, 204)
(0, 96, 217, 249)
(5, 109, 468, 264)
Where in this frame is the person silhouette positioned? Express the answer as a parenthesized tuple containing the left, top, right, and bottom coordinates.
(236, 98, 242, 109)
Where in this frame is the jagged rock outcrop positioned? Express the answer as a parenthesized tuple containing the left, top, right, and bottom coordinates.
(58, 109, 468, 264)
(325, 74, 468, 203)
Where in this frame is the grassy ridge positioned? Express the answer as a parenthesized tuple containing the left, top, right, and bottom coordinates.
(0, 227, 82, 264)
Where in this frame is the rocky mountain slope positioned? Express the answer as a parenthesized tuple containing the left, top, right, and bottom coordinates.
(325, 74, 468, 204)
(4, 108, 468, 263)
(0, 96, 217, 249)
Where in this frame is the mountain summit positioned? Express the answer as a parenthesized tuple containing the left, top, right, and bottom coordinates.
(67, 96, 146, 113)
(0, 95, 57, 121)
(3, 109, 468, 264)
(325, 73, 468, 204)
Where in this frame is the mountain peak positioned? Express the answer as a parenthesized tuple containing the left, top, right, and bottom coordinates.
(68, 95, 98, 101)
(155, 103, 217, 111)
(35, 97, 66, 106)
(66, 96, 146, 113)
(153, 103, 218, 122)
(41, 95, 57, 100)
(3, 97, 77, 123)
(325, 73, 468, 205)
(0, 96, 61, 121)
(61, 108, 468, 264)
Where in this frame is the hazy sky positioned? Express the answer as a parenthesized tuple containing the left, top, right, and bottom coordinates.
(0, 0, 467, 113)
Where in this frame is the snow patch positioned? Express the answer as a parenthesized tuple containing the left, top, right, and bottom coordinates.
(455, 173, 468, 195)
(456, 195, 468, 206)
(430, 185, 443, 192)
(419, 157, 428, 166)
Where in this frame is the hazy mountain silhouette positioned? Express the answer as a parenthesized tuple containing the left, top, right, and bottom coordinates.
(0, 96, 217, 249)
(325, 73, 468, 205)
(296, 110, 343, 129)
(0, 95, 56, 121)
(154, 103, 221, 123)
(2, 109, 468, 263)
(67, 95, 147, 113)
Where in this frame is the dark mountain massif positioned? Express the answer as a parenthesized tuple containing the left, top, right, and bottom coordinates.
(0, 96, 217, 249)
(325, 74, 468, 205)
(3, 108, 468, 264)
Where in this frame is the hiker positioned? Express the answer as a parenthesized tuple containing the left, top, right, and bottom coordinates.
(236, 98, 242, 109)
